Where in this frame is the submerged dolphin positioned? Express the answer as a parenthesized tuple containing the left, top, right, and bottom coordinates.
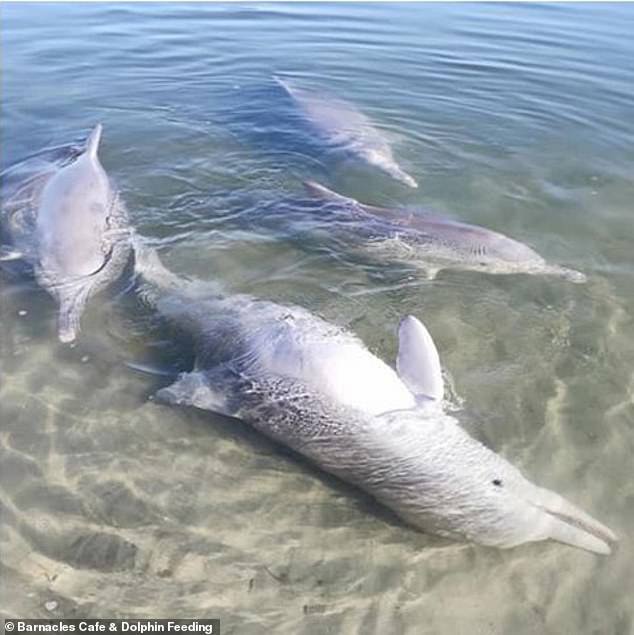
(1, 125, 132, 342)
(275, 76, 418, 188)
(303, 181, 587, 283)
(135, 245, 613, 553)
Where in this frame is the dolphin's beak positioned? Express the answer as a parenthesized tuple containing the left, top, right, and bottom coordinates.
(541, 264, 587, 284)
(558, 267, 587, 284)
(530, 485, 617, 554)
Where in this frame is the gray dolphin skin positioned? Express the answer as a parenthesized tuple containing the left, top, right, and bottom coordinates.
(275, 76, 418, 188)
(135, 244, 614, 554)
(303, 180, 587, 282)
(0, 125, 132, 342)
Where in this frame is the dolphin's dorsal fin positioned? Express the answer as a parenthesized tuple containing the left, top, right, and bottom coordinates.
(274, 74, 308, 101)
(155, 370, 234, 416)
(396, 315, 444, 402)
(302, 181, 409, 222)
(303, 180, 357, 204)
(273, 74, 292, 93)
(85, 124, 103, 160)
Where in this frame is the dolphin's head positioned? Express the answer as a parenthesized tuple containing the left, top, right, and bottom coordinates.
(376, 315, 612, 553)
(468, 255, 588, 283)
(403, 218, 588, 282)
(472, 233, 587, 283)
(359, 409, 616, 554)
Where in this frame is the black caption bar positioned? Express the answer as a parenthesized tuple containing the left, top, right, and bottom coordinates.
(3, 621, 219, 635)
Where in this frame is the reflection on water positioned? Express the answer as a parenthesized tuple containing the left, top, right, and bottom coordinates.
(1, 3, 633, 633)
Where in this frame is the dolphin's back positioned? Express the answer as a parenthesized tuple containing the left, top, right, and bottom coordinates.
(276, 76, 385, 151)
(150, 284, 416, 417)
(1, 144, 83, 265)
(277, 77, 417, 187)
(245, 306, 416, 416)
(36, 127, 114, 278)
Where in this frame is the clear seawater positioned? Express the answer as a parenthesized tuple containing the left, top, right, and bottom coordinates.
(1, 3, 633, 633)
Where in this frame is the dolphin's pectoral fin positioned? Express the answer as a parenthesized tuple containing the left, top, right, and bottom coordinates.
(397, 315, 444, 402)
(155, 369, 236, 417)
(0, 245, 23, 262)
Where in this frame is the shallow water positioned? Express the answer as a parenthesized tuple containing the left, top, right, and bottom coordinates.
(1, 3, 633, 632)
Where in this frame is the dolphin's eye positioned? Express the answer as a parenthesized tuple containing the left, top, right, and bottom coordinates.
(492, 479, 503, 487)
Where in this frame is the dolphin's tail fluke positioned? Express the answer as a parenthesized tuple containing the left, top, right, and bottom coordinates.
(132, 236, 223, 307)
(132, 238, 184, 306)
(532, 486, 616, 554)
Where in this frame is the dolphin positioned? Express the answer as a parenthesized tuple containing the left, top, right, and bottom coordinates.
(1, 125, 132, 342)
(135, 244, 613, 553)
(302, 180, 587, 283)
(275, 76, 418, 188)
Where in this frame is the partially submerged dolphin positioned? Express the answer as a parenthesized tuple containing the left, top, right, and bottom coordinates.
(135, 245, 613, 553)
(1, 125, 132, 342)
(303, 181, 587, 283)
(275, 76, 418, 188)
